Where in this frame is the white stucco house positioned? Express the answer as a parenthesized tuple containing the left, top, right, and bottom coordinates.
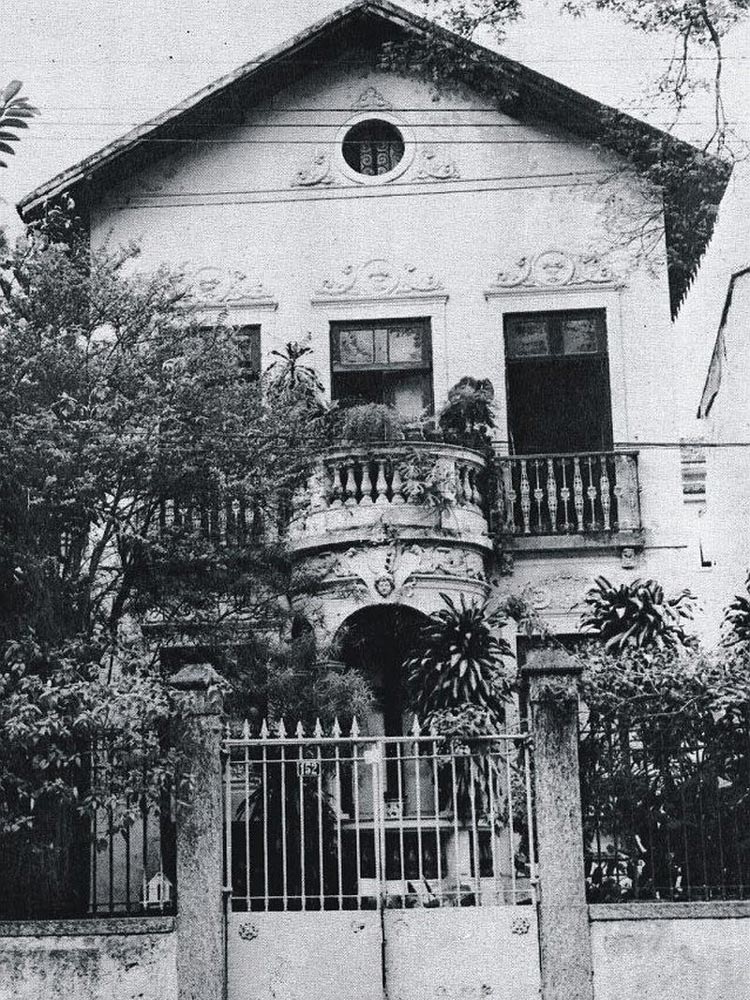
(17, 0, 730, 661)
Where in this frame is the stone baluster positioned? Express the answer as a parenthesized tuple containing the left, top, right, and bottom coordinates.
(327, 462, 342, 509)
(572, 457, 584, 532)
(342, 460, 357, 507)
(374, 456, 389, 505)
(308, 463, 329, 512)
(533, 459, 545, 532)
(559, 459, 571, 532)
(600, 457, 611, 531)
(501, 460, 516, 532)
(390, 459, 405, 505)
(359, 460, 375, 506)
(520, 458, 531, 535)
(585, 456, 597, 528)
(472, 468, 483, 510)
(546, 457, 558, 533)
(455, 462, 467, 505)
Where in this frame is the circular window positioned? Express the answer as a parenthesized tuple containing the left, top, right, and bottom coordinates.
(341, 119, 405, 177)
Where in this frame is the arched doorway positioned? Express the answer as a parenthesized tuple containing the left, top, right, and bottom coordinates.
(334, 604, 427, 738)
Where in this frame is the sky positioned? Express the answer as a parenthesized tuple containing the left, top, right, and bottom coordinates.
(2, 0, 749, 412)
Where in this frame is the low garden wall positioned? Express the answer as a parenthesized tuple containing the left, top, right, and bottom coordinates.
(0, 917, 176, 1000)
(589, 902, 750, 1000)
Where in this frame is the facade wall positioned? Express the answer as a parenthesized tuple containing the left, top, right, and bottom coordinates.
(590, 906, 750, 1000)
(0, 919, 176, 1000)
(89, 50, 702, 638)
(700, 272, 750, 632)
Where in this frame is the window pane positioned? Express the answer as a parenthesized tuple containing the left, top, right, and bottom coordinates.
(338, 328, 374, 365)
(562, 316, 600, 355)
(374, 328, 389, 364)
(233, 325, 261, 374)
(388, 325, 423, 363)
(505, 317, 550, 358)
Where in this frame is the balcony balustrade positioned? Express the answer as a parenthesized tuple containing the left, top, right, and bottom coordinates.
(494, 451, 641, 543)
(288, 442, 492, 552)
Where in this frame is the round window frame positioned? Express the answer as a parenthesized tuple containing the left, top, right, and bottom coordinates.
(335, 112, 415, 186)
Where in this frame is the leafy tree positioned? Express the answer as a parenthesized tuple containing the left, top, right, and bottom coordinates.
(0, 212, 355, 913)
(0, 80, 38, 169)
(723, 571, 750, 647)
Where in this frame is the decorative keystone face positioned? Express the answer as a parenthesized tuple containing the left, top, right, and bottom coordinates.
(237, 922, 259, 941)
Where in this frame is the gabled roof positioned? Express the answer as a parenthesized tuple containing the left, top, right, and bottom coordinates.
(698, 265, 750, 418)
(17, 0, 731, 312)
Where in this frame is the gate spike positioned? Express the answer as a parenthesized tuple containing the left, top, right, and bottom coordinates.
(242, 718, 251, 739)
(314, 718, 323, 738)
(411, 716, 422, 737)
(260, 719, 269, 740)
(350, 717, 360, 738)
(295, 720, 305, 738)
(277, 719, 287, 739)
(332, 717, 342, 739)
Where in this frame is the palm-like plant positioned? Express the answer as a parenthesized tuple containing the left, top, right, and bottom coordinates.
(0, 81, 39, 168)
(723, 572, 750, 647)
(405, 595, 514, 729)
(581, 576, 695, 652)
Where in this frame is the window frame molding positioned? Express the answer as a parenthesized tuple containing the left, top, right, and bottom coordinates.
(484, 286, 629, 453)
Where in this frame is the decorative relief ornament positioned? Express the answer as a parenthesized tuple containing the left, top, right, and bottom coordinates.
(487, 250, 617, 290)
(237, 922, 259, 941)
(182, 266, 274, 305)
(314, 258, 445, 300)
(415, 146, 460, 182)
(291, 149, 336, 188)
(352, 86, 392, 110)
(510, 915, 531, 935)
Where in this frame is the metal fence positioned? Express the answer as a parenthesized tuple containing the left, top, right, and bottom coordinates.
(579, 716, 750, 902)
(0, 740, 175, 919)
(223, 721, 536, 912)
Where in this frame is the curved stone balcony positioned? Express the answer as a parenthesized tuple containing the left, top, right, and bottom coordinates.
(287, 442, 492, 554)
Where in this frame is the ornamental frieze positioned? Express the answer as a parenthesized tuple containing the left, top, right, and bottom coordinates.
(291, 149, 336, 188)
(414, 146, 460, 182)
(181, 266, 276, 306)
(313, 258, 445, 301)
(486, 250, 619, 292)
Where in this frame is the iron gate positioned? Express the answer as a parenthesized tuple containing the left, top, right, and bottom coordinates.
(223, 721, 540, 1000)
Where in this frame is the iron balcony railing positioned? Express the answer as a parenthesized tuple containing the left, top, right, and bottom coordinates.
(495, 451, 641, 538)
(222, 721, 536, 912)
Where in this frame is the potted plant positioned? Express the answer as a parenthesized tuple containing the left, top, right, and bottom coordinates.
(438, 377, 496, 452)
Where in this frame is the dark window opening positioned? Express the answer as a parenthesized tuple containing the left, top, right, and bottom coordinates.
(331, 318, 433, 420)
(200, 323, 261, 378)
(504, 310, 613, 455)
(342, 119, 404, 176)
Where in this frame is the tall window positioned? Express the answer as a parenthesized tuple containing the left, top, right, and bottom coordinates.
(504, 309, 612, 454)
(330, 318, 433, 420)
(200, 324, 261, 378)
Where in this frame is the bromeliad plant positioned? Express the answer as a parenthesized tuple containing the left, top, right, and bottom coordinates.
(405, 594, 514, 730)
(580, 576, 696, 652)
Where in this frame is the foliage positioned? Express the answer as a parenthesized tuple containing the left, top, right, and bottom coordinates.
(336, 402, 406, 444)
(722, 571, 750, 647)
(222, 631, 374, 734)
(580, 575, 696, 651)
(438, 377, 496, 452)
(0, 80, 39, 169)
(0, 213, 329, 856)
(575, 639, 750, 901)
(266, 340, 325, 407)
(405, 594, 514, 731)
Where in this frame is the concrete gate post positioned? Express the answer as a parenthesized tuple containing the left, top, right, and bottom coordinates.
(522, 649, 594, 1000)
(170, 663, 225, 1000)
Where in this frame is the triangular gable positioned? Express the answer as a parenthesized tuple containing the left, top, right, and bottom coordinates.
(17, 0, 731, 313)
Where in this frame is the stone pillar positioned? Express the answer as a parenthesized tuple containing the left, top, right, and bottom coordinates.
(170, 664, 225, 1000)
(522, 649, 593, 1000)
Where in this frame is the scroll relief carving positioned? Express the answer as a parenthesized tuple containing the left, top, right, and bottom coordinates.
(291, 149, 336, 188)
(314, 258, 445, 300)
(182, 266, 275, 305)
(415, 146, 460, 182)
(487, 250, 618, 290)
(299, 542, 486, 604)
